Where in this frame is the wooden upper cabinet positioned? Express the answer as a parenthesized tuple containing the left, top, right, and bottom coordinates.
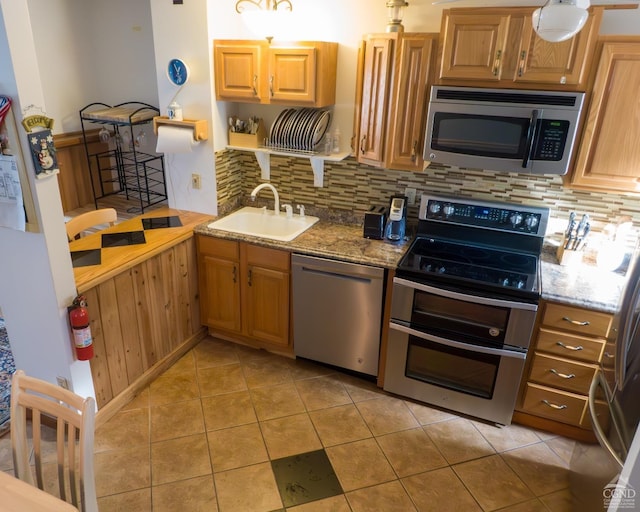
(355, 33, 437, 171)
(437, 7, 602, 89)
(214, 42, 263, 102)
(570, 39, 640, 193)
(439, 13, 511, 81)
(268, 47, 317, 103)
(356, 36, 394, 166)
(214, 40, 338, 107)
(517, 9, 601, 85)
(387, 35, 436, 170)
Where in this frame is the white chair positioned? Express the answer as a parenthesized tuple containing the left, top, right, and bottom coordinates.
(10, 369, 98, 512)
(66, 208, 117, 241)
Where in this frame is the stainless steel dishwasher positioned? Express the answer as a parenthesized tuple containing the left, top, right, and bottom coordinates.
(292, 254, 385, 376)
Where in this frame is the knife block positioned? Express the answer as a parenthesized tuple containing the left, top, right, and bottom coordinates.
(556, 243, 583, 266)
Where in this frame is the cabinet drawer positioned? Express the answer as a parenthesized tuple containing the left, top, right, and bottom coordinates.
(529, 352, 597, 395)
(522, 383, 587, 426)
(197, 235, 239, 260)
(542, 303, 613, 338)
(244, 244, 289, 271)
(536, 328, 605, 363)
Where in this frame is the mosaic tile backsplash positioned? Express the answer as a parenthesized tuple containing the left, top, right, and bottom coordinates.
(215, 149, 639, 244)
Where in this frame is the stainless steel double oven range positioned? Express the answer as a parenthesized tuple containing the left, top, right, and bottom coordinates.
(384, 194, 549, 425)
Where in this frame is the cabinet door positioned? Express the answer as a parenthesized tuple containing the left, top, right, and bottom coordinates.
(357, 36, 394, 166)
(386, 35, 436, 171)
(214, 41, 263, 102)
(244, 265, 290, 347)
(515, 11, 600, 86)
(242, 243, 291, 347)
(439, 13, 510, 81)
(268, 47, 316, 104)
(200, 254, 242, 332)
(571, 40, 640, 192)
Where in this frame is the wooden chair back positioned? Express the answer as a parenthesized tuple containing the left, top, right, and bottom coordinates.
(10, 370, 98, 512)
(66, 208, 117, 241)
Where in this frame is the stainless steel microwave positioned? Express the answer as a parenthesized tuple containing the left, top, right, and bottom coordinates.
(424, 86, 585, 175)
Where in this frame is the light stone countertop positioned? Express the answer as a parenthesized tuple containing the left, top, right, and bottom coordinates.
(540, 243, 627, 314)
(194, 211, 627, 313)
(194, 217, 410, 270)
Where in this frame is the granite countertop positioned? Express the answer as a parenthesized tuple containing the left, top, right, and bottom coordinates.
(195, 209, 628, 312)
(194, 216, 409, 270)
(540, 242, 627, 314)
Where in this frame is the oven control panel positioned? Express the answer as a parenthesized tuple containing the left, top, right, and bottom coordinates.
(420, 195, 549, 235)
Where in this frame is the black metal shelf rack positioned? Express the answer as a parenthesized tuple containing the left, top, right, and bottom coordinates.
(80, 101, 167, 213)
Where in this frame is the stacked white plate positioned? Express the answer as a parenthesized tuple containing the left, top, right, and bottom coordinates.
(267, 108, 331, 153)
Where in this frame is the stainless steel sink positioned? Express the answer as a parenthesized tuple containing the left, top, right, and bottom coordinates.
(207, 207, 319, 242)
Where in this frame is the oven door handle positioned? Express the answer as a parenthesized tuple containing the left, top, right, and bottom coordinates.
(393, 277, 538, 312)
(389, 322, 527, 360)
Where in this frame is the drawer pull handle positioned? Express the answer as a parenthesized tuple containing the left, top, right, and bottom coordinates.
(604, 352, 615, 359)
(550, 368, 575, 379)
(556, 341, 583, 351)
(562, 316, 590, 327)
(542, 399, 567, 410)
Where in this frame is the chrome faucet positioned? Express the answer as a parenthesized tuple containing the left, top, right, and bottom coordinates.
(250, 183, 280, 215)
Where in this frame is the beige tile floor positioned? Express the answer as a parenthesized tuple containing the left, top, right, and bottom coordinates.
(0, 336, 581, 512)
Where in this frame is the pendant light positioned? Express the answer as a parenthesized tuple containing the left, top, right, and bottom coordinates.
(532, 0, 590, 43)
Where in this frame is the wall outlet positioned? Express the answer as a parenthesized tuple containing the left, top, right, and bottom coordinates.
(191, 173, 201, 189)
(404, 187, 417, 205)
(56, 376, 69, 389)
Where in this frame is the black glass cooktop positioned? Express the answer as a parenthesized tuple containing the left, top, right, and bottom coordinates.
(399, 237, 538, 292)
(101, 231, 146, 248)
(71, 249, 101, 268)
(142, 216, 182, 230)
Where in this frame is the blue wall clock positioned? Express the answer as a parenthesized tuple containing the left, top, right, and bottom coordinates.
(167, 58, 189, 86)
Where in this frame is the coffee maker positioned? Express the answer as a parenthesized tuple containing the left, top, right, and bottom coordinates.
(385, 196, 407, 242)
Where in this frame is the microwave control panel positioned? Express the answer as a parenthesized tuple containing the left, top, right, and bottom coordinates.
(533, 120, 570, 161)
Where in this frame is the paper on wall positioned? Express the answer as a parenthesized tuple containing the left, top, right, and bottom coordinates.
(0, 155, 26, 231)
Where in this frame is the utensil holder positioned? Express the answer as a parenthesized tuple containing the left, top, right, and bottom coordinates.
(228, 119, 266, 148)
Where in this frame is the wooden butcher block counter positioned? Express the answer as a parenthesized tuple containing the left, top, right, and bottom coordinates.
(68, 208, 210, 420)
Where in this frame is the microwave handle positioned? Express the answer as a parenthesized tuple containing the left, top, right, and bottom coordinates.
(522, 109, 540, 169)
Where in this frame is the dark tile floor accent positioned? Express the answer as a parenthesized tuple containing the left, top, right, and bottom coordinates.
(271, 449, 343, 507)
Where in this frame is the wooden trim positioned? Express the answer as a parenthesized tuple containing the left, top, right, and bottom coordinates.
(376, 268, 394, 388)
(512, 410, 598, 443)
(95, 327, 207, 428)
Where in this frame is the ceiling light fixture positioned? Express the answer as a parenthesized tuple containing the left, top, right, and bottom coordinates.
(532, 0, 590, 43)
(235, 0, 293, 43)
(386, 0, 409, 32)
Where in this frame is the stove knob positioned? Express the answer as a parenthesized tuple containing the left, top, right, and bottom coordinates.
(428, 202, 442, 214)
(438, 266, 446, 274)
(516, 279, 526, 289)
(509, 212, 523, 227)
(501, 277, 510, 287)
(443, 203, 455, 217)
(524, 215, 539, 231)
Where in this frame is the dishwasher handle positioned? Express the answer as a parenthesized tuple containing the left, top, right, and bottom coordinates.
(298, 265, 374, 285)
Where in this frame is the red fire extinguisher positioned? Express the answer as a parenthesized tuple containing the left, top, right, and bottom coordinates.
(69, 295, 94, 360)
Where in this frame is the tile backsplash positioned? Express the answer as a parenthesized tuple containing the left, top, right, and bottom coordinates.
(215, 149, 639, 240)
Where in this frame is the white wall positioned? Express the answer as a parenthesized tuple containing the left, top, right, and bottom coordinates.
(149, 1, 217, 215)
(0, 0, 94, 398)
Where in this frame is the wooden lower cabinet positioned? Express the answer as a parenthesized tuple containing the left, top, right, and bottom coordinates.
(516, 300, 613, 441)
(197, 235, 291, 351)
(85, 237, 203, 409)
